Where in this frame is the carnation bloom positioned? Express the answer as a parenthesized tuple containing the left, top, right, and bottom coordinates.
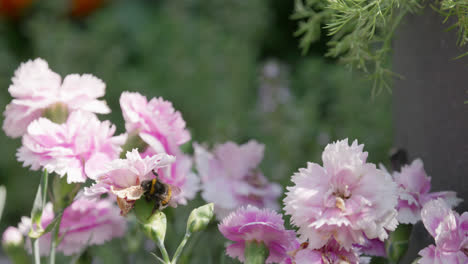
(194, 141, 282, 220)
(120, 92, 198, 205)
(218, 206, 298, 264)
(2, 227, 23, 246)
(3, 58, 110, 138)
(418, 199, 468, 264)
(17, 198, 126, 256)
(17, 110, 125, 183)
(392, 159, 461, 224)
(85, 149, 175, 215)
(284, 139, 398, 250)
(291, 240, 360, 264)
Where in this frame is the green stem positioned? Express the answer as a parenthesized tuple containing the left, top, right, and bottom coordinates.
(155, 239, 171, 264)
(49, 213, 63, 264)
(33, 239, 41, 264)
(171, 232, 192, 264)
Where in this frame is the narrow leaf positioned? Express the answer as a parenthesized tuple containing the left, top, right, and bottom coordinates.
(0, 185, 6, 223)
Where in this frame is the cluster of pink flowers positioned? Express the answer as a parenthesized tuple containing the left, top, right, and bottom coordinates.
(2, 58, 200, 207)
(2, 58, 466, 263)
(194, 141, 282, 219)
(218, 139, 466, 264)
(3, 58, 286, 258)
(1, 58, 205, 255)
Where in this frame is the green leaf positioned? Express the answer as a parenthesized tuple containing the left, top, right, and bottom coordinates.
(134, 198, 154, 222)
(386, 224, 413, 263)
(0, 185, 6, 223)
(186, 203, 214, 234)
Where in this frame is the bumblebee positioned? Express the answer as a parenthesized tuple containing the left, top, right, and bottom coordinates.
(140, 171, 180, 214)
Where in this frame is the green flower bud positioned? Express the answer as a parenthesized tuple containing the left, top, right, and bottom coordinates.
(142, 211, 167, 243)
(186, 203, 214, 234)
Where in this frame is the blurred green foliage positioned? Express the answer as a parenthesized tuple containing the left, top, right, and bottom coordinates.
(0, 0, 392, 262)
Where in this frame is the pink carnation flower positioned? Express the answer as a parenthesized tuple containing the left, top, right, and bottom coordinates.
(194, 141, 282, 220)
(3, 58, 110, 138)
(418, 199, 468, 264)
(85, 149, 175, 215)
(291, 240, 360, 264)
(17, 111, 125, 183)
(219, 206, 298, 264)
(120, 92, 198, 205)
(17, 198, 126, 256)
(393, 159, 461, 224)
(284, 139, 399, 250)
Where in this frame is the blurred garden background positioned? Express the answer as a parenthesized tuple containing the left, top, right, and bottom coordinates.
(0, 0, 393, 262)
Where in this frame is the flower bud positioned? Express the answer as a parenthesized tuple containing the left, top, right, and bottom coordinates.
(2, 227, 29, 264)
(186, 203, 214, 234)
(2, 227, 23, 247)
(142, 211, 167, 243)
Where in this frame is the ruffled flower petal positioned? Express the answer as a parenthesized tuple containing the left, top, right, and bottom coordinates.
(284, 139, 398, 250)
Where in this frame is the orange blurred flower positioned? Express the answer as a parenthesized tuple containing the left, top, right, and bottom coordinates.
(0, 0, 34, 19)
(70, 0, 106, 18)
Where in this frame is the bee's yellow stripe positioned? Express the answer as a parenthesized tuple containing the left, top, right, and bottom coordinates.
(150, 178, 157, 195)
(161, 187, 171, 205)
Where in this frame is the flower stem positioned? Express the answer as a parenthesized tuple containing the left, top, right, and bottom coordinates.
(155, 239, 171, 264)
(49, 213, 63, 264)
(171, 232, 192, 264)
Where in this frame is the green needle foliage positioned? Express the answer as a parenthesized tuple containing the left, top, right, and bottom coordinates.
(436, 0, 468, 58)
(293, 0, 468, 93)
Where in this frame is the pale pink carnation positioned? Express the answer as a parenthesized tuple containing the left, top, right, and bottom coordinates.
(418, 199, 468, 264)
(85, 149, 175, 215)
(284, 139, 399, 250)
(393, 159, 461, 224)
(194, 141, 282, 220)
(18, 198, 126, 256)
(219, 206, 298, 264)
(120, 92, 190, 146)
(2, 226, 23, 246)
(120, 92, 198, 205)
(17, 111, 125, 183)
(3, 58, 110, 138)
(292, 240, 360, 264)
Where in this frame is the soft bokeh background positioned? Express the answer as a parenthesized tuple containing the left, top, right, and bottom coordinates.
(0, 0, 392, 262)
